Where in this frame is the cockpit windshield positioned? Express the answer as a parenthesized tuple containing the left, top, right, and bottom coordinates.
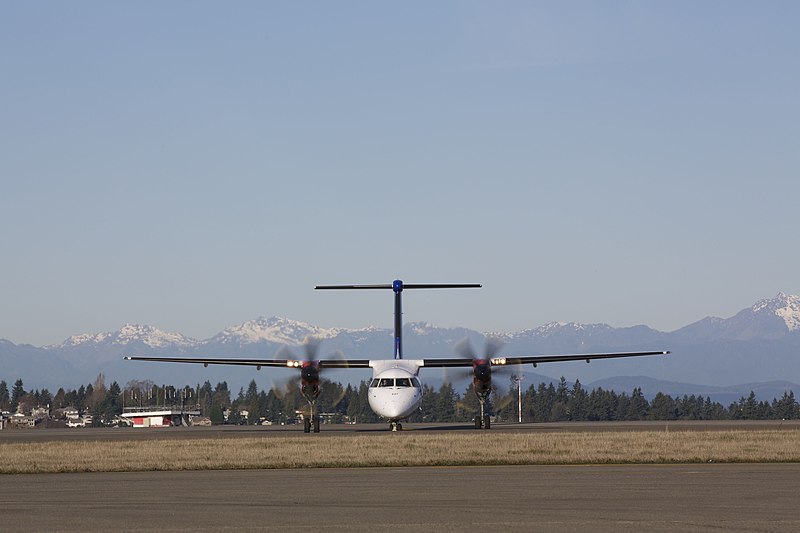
(369, 377, 419, 388)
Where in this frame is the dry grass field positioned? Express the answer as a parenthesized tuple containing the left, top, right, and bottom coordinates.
(2, 429, 800, 474)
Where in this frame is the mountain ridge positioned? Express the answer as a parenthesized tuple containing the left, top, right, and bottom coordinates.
(2, 293, 799, 397)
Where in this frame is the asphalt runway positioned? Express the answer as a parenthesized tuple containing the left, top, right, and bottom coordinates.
(3, 419, 799, 443)
(3, 423, 800, 531)
(3, 464, 800, 532)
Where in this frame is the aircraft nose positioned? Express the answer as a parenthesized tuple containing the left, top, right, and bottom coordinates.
(382, 402, 404, 419)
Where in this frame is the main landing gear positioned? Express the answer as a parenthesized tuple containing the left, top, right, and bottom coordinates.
(475, 398, 491, 429)
(303, 398, 320, 433)
(303, 417, 320, 433)
(389, 421, 403, 432)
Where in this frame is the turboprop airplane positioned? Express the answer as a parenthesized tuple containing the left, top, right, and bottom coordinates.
(125, 280, 669, 432)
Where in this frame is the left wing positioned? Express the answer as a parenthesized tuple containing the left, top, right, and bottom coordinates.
(124, 356, 371, 369)
(422, 350, 669, 368)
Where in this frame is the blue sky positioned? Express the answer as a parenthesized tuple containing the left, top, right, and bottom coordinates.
(1, 2, 798, 345)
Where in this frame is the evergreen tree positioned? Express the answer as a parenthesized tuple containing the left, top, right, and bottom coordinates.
(0, 380, 10, 411)
(532, 383, 554, 422)
(210, 402, 224, 425)
(586, 388, 617, 421)
(39, 388, 52, 409)
(198, 381, 213, 416)
(650, 392, 676, 420)
(551, 377, 570, 421)
(244, 380, 260, 424)
(64, 389, 78, 409)
(628, 387, 649, 420)
(344, 384, 360, 423)
(615, 392, 631, 421)
(257, 390, 269, 420)
(84, 384, 94, 411)
(417, 384, 438, 423)
(732, 391, 759, 420)
(702, 396, 726, 420)
(521, 384, 536, 422)
(435, 382, 458, 422)
(568, 380, 587, 421)
(247, 395, 261, 425)
(772, 391, 799, 419)
(53, 388, 67, 409)
(213, 382, 231, 410)
(245, 380, 258, 403)
(76, 385, 86, 410)
(11, 378, 25, 413)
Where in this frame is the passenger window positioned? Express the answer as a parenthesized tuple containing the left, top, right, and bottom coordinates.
(395, 378, 411, 387)
(379, 378, 394, 387)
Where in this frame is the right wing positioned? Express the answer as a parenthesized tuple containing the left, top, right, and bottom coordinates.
(422, 350, 670, 368)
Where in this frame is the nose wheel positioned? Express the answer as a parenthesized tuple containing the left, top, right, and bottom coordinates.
(389, 421, 403, 431)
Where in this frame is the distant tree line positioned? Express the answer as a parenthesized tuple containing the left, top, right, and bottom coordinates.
(2, 375, 799, 425)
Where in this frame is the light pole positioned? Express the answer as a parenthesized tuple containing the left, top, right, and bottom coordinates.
(514, 374, 524, 423)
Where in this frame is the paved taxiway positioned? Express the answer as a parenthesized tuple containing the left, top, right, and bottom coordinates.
(4, 464, 800, 532)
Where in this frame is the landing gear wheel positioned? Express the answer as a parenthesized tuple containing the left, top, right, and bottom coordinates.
(484, 416, 491, 430)
(396, 423, 403, 431)
(390, 422, 398, 432)
(475, 418, 482, 429)
(304, 418, 311, 433)
(313, 417, 320, 433)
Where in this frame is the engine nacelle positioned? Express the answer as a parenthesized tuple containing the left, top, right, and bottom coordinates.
(472, 360, 492, 398)
(300, 362, 320, 400)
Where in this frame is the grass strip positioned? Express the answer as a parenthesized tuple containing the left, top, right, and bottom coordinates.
(2, 430, 799, 474)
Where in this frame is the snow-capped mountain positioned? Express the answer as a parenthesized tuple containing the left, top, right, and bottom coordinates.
(753, 292, 800, 331)
(207, 316, 340, 346)
(2, 292, 799, 393)
(53, 324, 198, 349)
(674, 293, 800, 342)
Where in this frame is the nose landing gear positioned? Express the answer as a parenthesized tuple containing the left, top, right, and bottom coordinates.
(475, 397, 491, 429)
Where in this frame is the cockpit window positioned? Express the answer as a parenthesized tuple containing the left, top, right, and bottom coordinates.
(378, 378, 394, 387)
(411, 377, 421, 388)
(395, 378, 411, 387)
(369, 379, 379, 388)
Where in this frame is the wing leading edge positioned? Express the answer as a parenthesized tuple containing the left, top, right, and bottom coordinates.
(422, 350, 669, 368)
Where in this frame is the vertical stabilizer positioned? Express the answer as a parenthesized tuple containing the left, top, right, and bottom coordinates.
(315, 280, 481, 359)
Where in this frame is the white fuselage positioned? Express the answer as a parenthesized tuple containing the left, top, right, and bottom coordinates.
(367, 360, 424, 421)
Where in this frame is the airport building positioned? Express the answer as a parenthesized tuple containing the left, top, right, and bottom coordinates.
(121, 407, 200, 428)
